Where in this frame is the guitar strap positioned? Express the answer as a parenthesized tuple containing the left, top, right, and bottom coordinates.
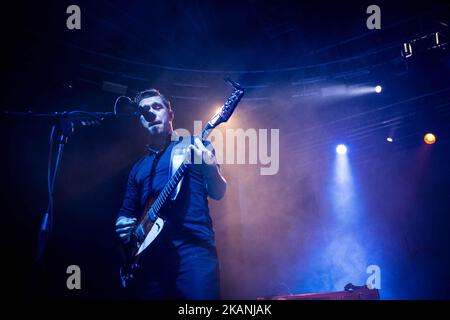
(147, 142, 170, 198)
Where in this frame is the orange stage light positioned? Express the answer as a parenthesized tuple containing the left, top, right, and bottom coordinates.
(424, 133, 436, 145)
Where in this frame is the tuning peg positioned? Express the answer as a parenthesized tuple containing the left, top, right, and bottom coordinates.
(224, 78, 244, 90)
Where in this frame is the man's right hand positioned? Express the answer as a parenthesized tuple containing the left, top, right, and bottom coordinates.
(115, 216, 137, 244)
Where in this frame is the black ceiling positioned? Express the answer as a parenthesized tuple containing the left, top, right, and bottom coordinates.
(3, 0, 450, 163)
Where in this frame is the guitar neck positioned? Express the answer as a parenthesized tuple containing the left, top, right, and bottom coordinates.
(149, 127, 212, 215)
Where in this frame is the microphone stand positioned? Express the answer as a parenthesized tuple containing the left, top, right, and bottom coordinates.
(3, 110, 133, 293)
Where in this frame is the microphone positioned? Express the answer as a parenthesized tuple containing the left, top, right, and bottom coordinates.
(136, 104, 156, 123)
(115, 96, 156, 122)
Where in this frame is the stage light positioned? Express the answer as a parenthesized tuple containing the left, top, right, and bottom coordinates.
(375, 85, 382, 93)
(424, 133, 436, 145)
(387, 137, 393, 143)
(336, 144, 347, 155)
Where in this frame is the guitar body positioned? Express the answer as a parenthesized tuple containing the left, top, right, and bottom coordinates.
(119, 196, 166, 288)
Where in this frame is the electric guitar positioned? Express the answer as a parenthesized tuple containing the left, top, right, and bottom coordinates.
(119, 78, 245, 288)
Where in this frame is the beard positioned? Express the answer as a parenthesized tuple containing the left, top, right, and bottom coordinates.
(148, 125, 160, 135)
(147, 122, 168, 138)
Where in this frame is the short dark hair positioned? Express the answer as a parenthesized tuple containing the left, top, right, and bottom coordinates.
(134, 88, 172, 111)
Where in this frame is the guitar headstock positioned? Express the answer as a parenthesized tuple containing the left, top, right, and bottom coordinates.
(204, 79, 245, 137)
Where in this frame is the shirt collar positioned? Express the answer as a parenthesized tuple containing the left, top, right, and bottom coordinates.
(146, 131, 180, 155)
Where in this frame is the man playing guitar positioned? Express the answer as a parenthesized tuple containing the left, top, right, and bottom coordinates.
(115, 88, 227, 299)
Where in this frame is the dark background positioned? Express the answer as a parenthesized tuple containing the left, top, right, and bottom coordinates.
(1, 0, 450, 299)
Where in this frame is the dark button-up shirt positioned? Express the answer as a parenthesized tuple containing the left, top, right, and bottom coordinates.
(117, 138, 216, 246)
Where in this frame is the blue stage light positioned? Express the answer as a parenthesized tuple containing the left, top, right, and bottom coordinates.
(336, 144, 347, 155)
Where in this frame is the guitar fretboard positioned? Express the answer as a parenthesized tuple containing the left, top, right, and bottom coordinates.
(148, 160, 188, 216)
